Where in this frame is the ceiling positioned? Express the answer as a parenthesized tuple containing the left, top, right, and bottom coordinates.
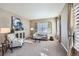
(0, 3, 65, 19)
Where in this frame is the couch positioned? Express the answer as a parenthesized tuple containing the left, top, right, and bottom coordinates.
(33, 32, 47, 41)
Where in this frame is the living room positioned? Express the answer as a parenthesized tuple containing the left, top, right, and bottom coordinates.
(0, 3, 66, 56)
(0, 3, 78, 56)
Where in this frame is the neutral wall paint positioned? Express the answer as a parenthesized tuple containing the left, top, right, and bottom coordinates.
(0, 8, 30, 44)
(30, 18, 56, 38)
(60, 4, 69, 52)
(56, 17, 60, 39)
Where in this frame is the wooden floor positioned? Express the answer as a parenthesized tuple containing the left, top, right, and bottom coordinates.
(2, 40, 67, 56)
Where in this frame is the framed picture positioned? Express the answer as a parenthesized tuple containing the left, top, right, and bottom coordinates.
(11, 16, 24, 31)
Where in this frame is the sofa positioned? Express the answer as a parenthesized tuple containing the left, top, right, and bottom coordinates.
(33, 32, 47, 41)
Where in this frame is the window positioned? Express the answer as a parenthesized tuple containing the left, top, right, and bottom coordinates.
(37, 22, 48, 34)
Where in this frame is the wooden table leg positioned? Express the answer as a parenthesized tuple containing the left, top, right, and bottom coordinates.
(2, 45, 4, 56)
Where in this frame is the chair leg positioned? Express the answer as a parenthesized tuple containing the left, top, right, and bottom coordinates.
(10, 48, 13, 53)
(2, 46, 4, 56)
(8, 45, 13, 53)
(34, 40, 37, 42)
(39, 40, 40, 43)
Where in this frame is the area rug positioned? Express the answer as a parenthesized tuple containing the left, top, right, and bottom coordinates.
(24, 40, 34, 44)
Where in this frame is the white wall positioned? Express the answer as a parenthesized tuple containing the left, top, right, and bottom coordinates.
(61, 4, 69, 52)
(21, 18, 30, 38)
(49, 18, 56, 36)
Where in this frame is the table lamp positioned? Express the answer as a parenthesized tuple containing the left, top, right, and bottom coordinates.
(30, 27, 34, 38)
(0, 28, 10, 33)
(0, 28, 10, 42)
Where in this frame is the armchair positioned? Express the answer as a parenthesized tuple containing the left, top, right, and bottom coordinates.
(7, 31, 25, 47)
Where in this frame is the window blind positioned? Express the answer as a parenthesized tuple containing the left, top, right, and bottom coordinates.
(74, 3, 79, 51)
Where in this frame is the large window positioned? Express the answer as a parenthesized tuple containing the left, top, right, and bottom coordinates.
(37, 22, 48, 34)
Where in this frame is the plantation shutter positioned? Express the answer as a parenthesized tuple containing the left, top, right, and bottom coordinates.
(74, 3, 79, 51)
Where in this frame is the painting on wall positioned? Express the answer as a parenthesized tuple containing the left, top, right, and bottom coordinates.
(11, 16, 24, 31)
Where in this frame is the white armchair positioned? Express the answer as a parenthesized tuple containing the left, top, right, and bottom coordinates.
(7, 32, 25, 47)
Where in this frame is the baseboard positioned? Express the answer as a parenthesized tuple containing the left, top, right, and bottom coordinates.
(61, 42, 68, 52)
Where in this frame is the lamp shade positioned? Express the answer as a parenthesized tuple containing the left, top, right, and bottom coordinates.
(0, 28, 10, 33)
(30, 28, 34, 31)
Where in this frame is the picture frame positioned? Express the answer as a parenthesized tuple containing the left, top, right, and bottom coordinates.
(11, 16, 24, 32)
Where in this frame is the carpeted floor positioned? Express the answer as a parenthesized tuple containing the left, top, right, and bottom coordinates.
(4, 40, 67, 56)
